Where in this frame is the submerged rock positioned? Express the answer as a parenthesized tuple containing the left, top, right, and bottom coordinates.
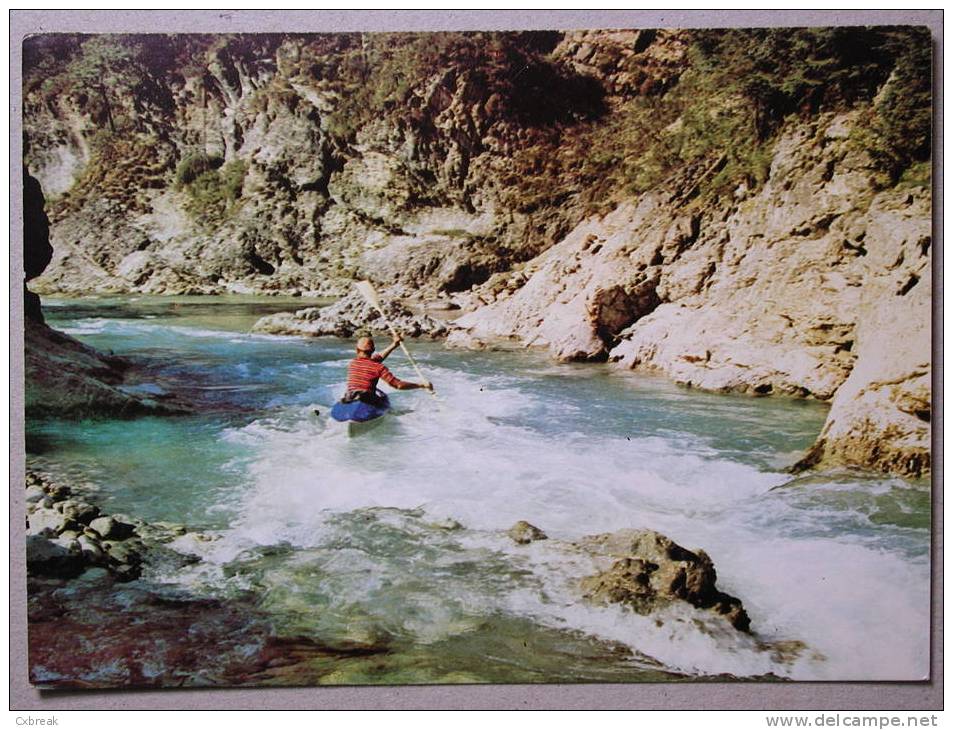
(575, 529, 751, 632)
(25, 318, 192, 418)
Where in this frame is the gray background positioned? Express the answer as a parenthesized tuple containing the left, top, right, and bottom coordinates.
(9, 9, 943, 711)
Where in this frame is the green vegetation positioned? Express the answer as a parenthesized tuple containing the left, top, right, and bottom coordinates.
(507, 26, 933, 216)
(180, 158, 248, 227)
(23, 28, 932, 226)
(174, 153, 224, 188)
(689, 26, 932, 187)
(281, 31, 602, 143)
(58, 135, 172, 214)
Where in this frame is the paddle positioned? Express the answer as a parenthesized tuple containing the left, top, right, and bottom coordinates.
(354, 280, 439, 402)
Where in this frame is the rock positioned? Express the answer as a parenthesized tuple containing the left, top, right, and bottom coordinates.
(44, 482, 71, 500)
(576, 529, 751, 632)
(76, 535, 107, 564)
(51, 537, 83, 557)
(27, 508, 70, 536)
(429, 517, 463, 531)
(791, 191, 931, 478)
(102, 540, 143, 567)
(56, 499, 101, 525)
(507, 520, 548, 545)
(26, 534, 84, 579)
(75, 567, 112, 584)
(25, 485, 46, 504)
(25, 317, 191, 418)
(23, 168, 52, 323)
(253, 289, 448, 339)
(88, 516, 137, 541)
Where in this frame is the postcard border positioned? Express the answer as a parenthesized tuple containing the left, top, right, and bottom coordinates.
(9, 8, 943, 711)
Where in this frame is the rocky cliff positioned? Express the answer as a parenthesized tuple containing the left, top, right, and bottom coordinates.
(23, 28, 932, 475)
(23, 168, 189, 417)
(448, 113, 932, 476)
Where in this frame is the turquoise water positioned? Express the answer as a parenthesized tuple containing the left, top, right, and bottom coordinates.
(27, 297, 931, 683)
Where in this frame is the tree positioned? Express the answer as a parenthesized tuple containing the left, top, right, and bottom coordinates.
(67, 36, 142, 133)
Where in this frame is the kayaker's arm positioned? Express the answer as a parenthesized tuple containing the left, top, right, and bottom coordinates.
(392, 379, 434, 392)
(375, 336, 402, 362)
(379, 364, 434, 392)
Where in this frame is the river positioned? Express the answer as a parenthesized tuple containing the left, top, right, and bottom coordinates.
(25, 296, 931, 684)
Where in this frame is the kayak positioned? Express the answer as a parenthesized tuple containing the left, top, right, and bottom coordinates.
(330, 392, 391, 437)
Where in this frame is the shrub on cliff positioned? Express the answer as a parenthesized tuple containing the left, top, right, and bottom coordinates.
(180, 158, 248, 227)
(563, 26, 932, 214)
(690, 26, 932, 183)
(174, 153, 225, 188)
(320, 31, 604, 143)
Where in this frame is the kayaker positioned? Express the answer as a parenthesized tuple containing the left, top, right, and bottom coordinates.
(342, 335, 433, 407)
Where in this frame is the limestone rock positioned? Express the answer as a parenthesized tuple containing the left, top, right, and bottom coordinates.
(449, 113, 931, 476)
(507, 520, 548, 545)
(576, 529, 750, 632)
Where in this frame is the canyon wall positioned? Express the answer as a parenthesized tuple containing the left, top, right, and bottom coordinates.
(22, 29, 932, 475)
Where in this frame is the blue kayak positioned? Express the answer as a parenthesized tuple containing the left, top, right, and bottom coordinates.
(330, 392, 391, 436)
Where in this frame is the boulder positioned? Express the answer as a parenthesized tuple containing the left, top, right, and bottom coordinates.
(26, 534, 84, 579)
(88, 516, 137, 541)
(27, 508, 70, 536)
(76, 535, 107, 564)
(507, 520, 548, 545)
(576, 529, 750, 632)
(56, 499, 101, 525)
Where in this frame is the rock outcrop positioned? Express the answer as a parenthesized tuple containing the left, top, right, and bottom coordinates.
(448, 113, 932, 476)
(23, 167, 52, 323)
(24, 318, 190, 417)
(23, 169, 190, 417)
(24, 33, 609, 300)
(253, 289, 448, 339)
(575, 529, 750, 632)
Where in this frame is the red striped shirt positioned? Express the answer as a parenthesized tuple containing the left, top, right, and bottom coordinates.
(346, 356, 399, 392)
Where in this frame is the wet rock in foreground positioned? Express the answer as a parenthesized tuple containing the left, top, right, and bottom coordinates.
(575, 528, 751, 632)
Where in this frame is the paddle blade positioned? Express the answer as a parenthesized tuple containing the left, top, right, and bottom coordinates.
(355, 280, 383, 312)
